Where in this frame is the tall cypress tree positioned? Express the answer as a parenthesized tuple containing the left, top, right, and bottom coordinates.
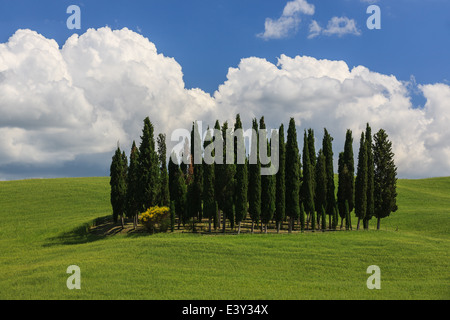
(365, 123, 375, 230)
(343, 129, 355, 213)
(190, 122, 203, 221)
(157, 133, 170, 207)
(213, 120, 224, 229)
(234, 114, 248, 234)
(323, 129, 336, 220)
(248, 118, 261, 233)
(286, 118, 300, 233)
(355, 132, 368, 230)
(337, 152, 346, 228)
(221, 121, 236, 232)
(203, 127, 216, 232)
(315, 149, 327, 228)
(138, 117, 160, 210)
(110, 146, 127, 227)
(260, 117, 275, 233)
(275, 123, 286, 233)
(126, 141, 140, 229)
(373, 129, 398, 230)
(302, 130, 315, 229)
(307, 129, 316, 214)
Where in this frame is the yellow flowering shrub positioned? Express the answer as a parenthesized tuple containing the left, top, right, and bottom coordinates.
(140, 206, 170, 233)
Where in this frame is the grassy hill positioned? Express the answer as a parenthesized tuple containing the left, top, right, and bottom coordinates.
(0, 176, 448, 299)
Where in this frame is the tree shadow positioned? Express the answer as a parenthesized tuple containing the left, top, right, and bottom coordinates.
(43, 215, 117, 246)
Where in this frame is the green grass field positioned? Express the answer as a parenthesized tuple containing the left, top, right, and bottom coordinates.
(0, 176, 449, 299)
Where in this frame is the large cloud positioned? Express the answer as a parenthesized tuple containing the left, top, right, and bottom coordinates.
(0, 27, 449, 179)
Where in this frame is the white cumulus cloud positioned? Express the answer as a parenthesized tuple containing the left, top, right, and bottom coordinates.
(258, 0, 315, 40)
(0, 28, 449, 179)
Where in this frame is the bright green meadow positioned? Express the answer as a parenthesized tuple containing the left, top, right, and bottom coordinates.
(0, 176, 448, 299)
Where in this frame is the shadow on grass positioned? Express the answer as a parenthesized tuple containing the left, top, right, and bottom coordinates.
(43, 215, 128, 246)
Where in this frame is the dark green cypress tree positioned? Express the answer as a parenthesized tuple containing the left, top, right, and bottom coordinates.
(355, 132, 368, 230)
(302, 130, 315, 228)
(373, 129, 398, 230)
(157, 134, 170, 207)
(138, 117, 160, 210)
(365, 123, 375, 230)
(126, 141, 140, 229)
(191, 122, 203, 221)
(222, 121, 236, 231)
(248, 118, 261, 233)
(307, 128, 316, 213)
(234, 115, 248, 234)
(260, 117, 275, 233)
(315, 149, 327, 228)
(203, 127, 216, 232)
(343, 129, 355, 212)
(213, 120, 224, 229)
(286, 118, 300, 233)
(110, 146, 127, 226)
(275, 124, 286, 233)
(323, 129, 336, 219)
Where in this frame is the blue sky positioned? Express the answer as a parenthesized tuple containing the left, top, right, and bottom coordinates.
(1, 0, 449, 97)
(0, 0, 450, 180)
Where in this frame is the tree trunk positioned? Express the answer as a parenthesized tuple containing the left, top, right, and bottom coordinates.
(238, 221, 241, 235)
(251, 221, 254, 234)
(209, 218, 212, 233)
(329, 215, 332, 230)
(288, 217, 293, 233)
(277, 221, 280, 234)
(357, 218, 361, 230)
(121, 215, 124, 229)
(340, 218, 344, 229)
(377, 217, 381, 230)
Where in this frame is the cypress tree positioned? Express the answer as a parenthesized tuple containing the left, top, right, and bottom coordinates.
(373, 129, 398, 230)
(190, 122, 203, 221)
(234, 115, 248, 234)
(322, 129, 336, 220)
(275, 124, 286, 233)
(315, 149, 327, 228)
(248, 118, 261, 233)
(260, 117, 276, 233)
(110, 146, 127, 227)
(307, 129, 316, 214)
(343, 129, 355, 212)
(213, 120, 224, 230)
(221, 121, 236, 231)
(157, 133, 170, 207)
(302, 130, 315, 229)
(203, 127, 216, 232)
(126, 141, 140, 229)
(138, 117, 160, 210)
(365, 123, 375, 230)
(355, 132, 368, 230)
(285, 118, 300, 233)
